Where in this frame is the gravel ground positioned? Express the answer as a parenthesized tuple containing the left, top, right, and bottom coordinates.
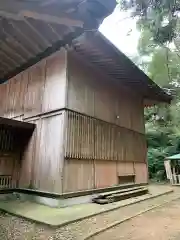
(0, 190, 179, 240)
(93, 199, 180, 240)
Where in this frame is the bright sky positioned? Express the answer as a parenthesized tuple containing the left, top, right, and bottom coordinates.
(99, 7, 140, 58)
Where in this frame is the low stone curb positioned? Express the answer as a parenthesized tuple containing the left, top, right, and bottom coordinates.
(85, 195, 179, 240)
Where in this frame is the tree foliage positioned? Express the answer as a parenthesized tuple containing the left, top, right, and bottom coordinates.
(143, 45, 180, 180)
(138, 29, 180, 178)
(118, 0, 180, 45)
(117, 0, 180, 180)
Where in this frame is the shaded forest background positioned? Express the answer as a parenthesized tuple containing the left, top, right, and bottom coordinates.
(118, 0, 180, 180)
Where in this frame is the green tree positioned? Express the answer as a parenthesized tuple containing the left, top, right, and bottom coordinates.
(118, 0, 180, 46)
(139, 32, 180, 179)
(117, 1, 180, 180)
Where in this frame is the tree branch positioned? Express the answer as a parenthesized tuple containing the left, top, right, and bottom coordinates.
(165, 46, 171, 83)
(173, 40, 180, 59)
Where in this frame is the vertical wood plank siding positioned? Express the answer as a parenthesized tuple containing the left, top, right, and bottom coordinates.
(19, 119, 38, 188)
(0, 49, 67, 120)
(19, 114, 66, 193)
(134, 162, 148, 183)
(67, 51, 145, 134)
(34, 113, 65, 192)
(18, 112, 66, 193)
(63, 110, 147, 192)
(0, 127, 21, 188)
(0, 128, 14, 152)
(94, 160, 117, 188)
(0, 46, 148, 193)
(42, 52, 67, 112)
(63, 159, 94, 192)
(117, 162, 134, 176)
(64, 50, 148, 192)
(24, 61, 45, 118)
(64, 110, 146, 162)
(0, 155, 19, 188)
(0, 49, 67, 193)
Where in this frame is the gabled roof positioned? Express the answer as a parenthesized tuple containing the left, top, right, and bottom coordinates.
(0, 0, 116, 83)
(72, 32, 172, 104)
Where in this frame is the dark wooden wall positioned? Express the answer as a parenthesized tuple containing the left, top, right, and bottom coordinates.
(0, 47, 148, 194)
(0, 127, 21, 187)
(19, 112, 65, 192)
(64, 110, 146, 162)
(63, 50, 148, 193)
(67, 51, 145, 134)
(0, 49, 67, 119)
(0, 49, 67, 193)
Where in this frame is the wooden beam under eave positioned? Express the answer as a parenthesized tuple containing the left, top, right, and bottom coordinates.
(1, 24, 33, 59)
(20, 11, 83, 28)
(0, 8, 83, 27)
(24, 18, 51, 48)
(0, 50, 19, 68)
(48, 23, 62, 39)
(0, 60, 13, 71)
(0, 67, 7, 73)
(0, 27, 84, 83)
(9, 20, 42, 53)
(0, 40, 26, 63)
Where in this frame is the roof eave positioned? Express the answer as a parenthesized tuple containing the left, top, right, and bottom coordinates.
(72, 31, 172, 103)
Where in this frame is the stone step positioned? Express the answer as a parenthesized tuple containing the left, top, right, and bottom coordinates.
(96, 186, 146, 198)
(93, 187, 148, 204)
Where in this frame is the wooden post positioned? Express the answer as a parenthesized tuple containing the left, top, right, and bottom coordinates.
(172, 166, 177, 184)
(178, 175, 180, 184)
(164, 160, 173, 184)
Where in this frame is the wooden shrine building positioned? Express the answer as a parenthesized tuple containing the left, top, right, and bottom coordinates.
(0, 0, 171, 195)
